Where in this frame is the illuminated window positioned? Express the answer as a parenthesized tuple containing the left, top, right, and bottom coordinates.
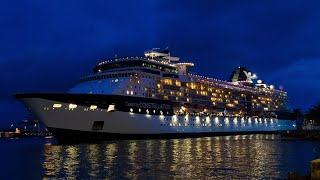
(90, 105, 97, 110)
(107, 105, 115, 112)
(69, 104, 77, 109)
(227, 104, 234, 108)
(53, 104, 62, 108)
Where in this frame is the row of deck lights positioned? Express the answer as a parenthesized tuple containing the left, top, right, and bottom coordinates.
(166, 116, 276, 127)
(96, 56, 286, 95)
(47, 103, 116, 112)
(97, 56, 175, 67)
(98, 57, 145, 65)
(48, 104, 277, 126)
(188, 73, 286, 94)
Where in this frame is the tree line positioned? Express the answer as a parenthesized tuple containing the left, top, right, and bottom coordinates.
(292, 103, 320, 125)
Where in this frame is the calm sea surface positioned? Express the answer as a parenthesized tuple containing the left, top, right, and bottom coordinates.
(0, 134, 319, 179)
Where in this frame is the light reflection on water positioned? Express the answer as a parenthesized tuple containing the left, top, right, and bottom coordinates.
(39, 134, 320, 179)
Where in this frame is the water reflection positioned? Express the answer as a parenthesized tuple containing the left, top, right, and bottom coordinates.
(64, 146, 79, 178)
(43, 144, 62, 178)
(103, 143, 117, 179)
(86, 144, 99, 178)
(41, 135, 319, 179)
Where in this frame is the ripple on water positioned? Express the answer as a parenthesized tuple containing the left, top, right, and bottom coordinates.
(1, 135, 319, 179)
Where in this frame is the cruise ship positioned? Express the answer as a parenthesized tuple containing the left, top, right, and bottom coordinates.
(16, 49, 296, 142)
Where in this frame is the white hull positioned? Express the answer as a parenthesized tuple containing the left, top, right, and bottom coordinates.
(20, 98, 296, 136)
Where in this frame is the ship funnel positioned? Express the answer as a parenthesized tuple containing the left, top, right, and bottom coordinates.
(229, 66, 257, 86)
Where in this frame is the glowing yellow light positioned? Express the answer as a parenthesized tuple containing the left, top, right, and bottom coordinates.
(69, 104, 77, 109)
(90, 105, 97, 110)
(206, 117, 210, 123)
(233, 118, 238, 123)
(53, 104, 62, 108)
(225, 117, 229, 124)
(195, 116, 200, 124)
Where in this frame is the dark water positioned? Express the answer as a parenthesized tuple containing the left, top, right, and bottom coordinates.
(0, 135, 319, 179)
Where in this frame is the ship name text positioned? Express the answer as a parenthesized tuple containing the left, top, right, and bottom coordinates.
(125, 102, 171, 110)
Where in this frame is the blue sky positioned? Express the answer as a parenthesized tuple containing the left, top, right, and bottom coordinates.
(0, 0, 320, 127)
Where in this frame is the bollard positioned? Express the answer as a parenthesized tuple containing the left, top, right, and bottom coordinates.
(311, 159, 320, 179)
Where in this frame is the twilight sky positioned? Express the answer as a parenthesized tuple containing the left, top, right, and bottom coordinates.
(0, 0, 320, 127)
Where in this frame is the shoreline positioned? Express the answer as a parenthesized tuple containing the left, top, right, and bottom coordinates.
(280, 130, 320, 140)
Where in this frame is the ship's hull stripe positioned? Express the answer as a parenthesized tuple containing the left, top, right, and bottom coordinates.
(48, 127, 279, 143)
